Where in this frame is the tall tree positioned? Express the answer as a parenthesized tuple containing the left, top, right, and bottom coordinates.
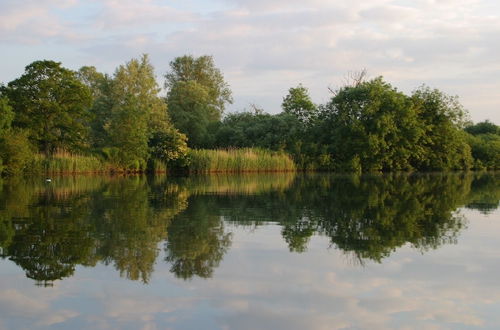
(103, 55, 187, 170)
(464, 120, 500, 169)
(76, 66, 113, 150)
(411, 86, 473, 170)
(317, 78, 424, 171)
(281, 84, 317, 124)
(0, 96, 14, 136)
(3, 61, 92, 155)
(165, 55, 232, 147)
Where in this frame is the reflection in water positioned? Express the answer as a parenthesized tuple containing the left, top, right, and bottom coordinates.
(165, 198, 232, 279)
(0, 172, 498, 284)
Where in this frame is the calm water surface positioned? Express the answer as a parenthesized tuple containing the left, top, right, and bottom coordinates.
(0, 172, 499, 329)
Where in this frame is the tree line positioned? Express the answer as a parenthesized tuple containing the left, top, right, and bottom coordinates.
(0, 54, 498, 175)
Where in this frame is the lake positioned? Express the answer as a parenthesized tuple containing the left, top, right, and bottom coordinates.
(0, 172, 499, 329)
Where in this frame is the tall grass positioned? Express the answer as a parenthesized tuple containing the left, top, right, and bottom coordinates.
(148, 159, 168, 173)
(19, 148, 295, 175)
(28, 152, 105, 174)
(187, 148, 296, 173)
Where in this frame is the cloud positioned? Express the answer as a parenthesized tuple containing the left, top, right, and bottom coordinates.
(0, 0, 87, 44)
(0, 289, 48, 316)
(0, 286, 80, 328)
(90, 0, 198, 29)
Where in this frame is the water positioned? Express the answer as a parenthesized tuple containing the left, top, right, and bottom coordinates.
(0, 172, 498, 329)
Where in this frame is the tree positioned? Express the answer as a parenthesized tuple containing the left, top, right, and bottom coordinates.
(0, 96, 14, 136)
(165, 55, 232, 147)
(214, 111, 301, 151)
(0, 96, 33, 176)
(465, 120, 499, 136)
(317, 77, 424, 171)
(76, 66, 114, 150)
(281, 84, 317, 123)
(411, 86, 473, 170)
(464, 121, 500, 169)
(100, 55, 187, 170)
(3, 61, 92, 155)
(166, 80, 215, 147)
(0, 128, 33, 176)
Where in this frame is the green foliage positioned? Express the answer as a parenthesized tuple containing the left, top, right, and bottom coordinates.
(90, 54, 188, 171)
(104, 55, 157, 169)
(465, 120, 499, 136)
(0, 96, 14, 136)
(281, 84, 317, 123)
(77, 66, 114, 150)
(165, 55, 232, 147)
(3, 60, 92, 155)
(317, 78, 425, 171)
(411, 86, 473, 170)
(462, 120, 500, 169)
(149, 128, 189, 167)
(466, 133, 500, 169)
(166, 80, 216, 147)
(1, 55, 494, 174)
(187, 148, 296, 173)
(0, 128, 33, 176)
(299, 79, 475, 172)
(165, 55, 232, 116)
(214, 111, 302, 151)
(0, 96, 15, 175)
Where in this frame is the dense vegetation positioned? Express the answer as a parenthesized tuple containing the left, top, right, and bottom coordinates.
(0, 55, 498, 175)
(188, 148, 295, 173)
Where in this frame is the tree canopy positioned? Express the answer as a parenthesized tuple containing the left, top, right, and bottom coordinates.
(281, 84, 317, 124)
(165, 55, 232, 147)
(78, 55, 187, 171)
(2, 60, 92, 155)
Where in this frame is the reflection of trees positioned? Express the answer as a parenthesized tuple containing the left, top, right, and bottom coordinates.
(219, 173, 497, 262)
(86, 177, 187, 283)
(164, 198, 232, 279)
(465, 172, 500, 214)
(161, 173, 295, 279)
(0, 173, 292, 283)
(0, 176, 188, 285)
(0, 177, 98, 286)
(0, 171, 497, 283)
(313, 174, 471, 262)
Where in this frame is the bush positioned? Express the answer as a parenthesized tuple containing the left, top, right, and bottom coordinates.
(0, 128, 33, 176)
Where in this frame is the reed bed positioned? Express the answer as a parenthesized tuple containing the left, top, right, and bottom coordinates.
(29, 152, 105, 174)
(187, 148, 296, 173)
(148, 159, 168, 173)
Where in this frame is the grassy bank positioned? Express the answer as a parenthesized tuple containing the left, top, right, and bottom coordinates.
(187, 148, 296, 173)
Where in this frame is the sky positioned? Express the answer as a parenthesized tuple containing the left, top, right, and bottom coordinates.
(1, 0, 499, 123)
